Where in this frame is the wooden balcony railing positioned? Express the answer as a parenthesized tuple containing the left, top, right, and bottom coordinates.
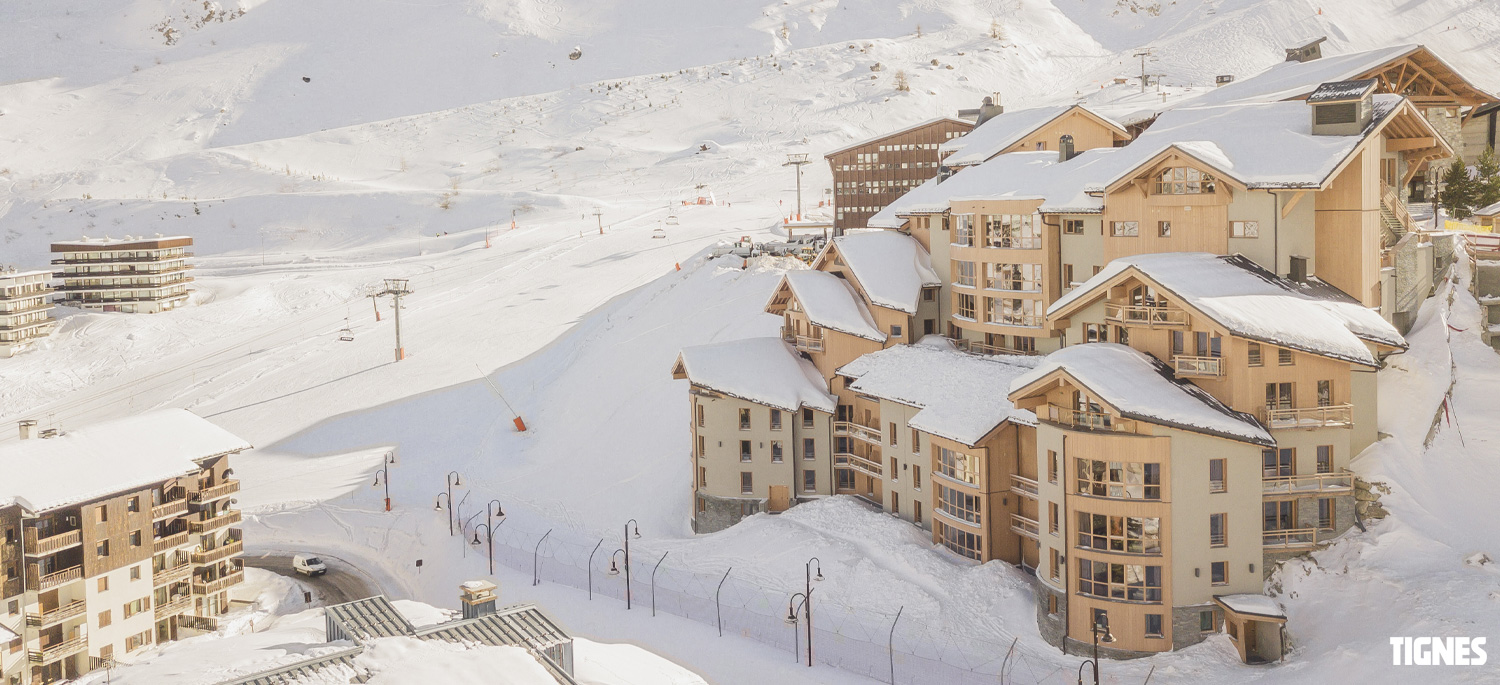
(155, 594, 193, 619)
(833, 421, 883, 446)
(1010, 475, 1039, 499)
(985, 236, 1042, 250)
(189, 509, 241, 534)
(1105, 302, 1188, 328)
(192, 569, 245, 596)
(36, 566, 83, 591)
(984, 313, 1044, 329)
(834, 451, 883, 478)
(154, 530, 191, 553)
(1172, 355, 1223, 378)
(29, 633, 87, 664)
(779, 327, 825, 352)
(191, 539, 243, 566)
(1262, 528, 1325, 549)
(178, 614, 219, 632)
(1010, 514, 1040, 540)
(1264, 404, 1353, 429)
(190, 480, 240, 504)
(964, 340, 1040, 357)
(1044, 405, 1136, 433)
(24, 528, 82, 557)
(152, 499, 188, 521)
(26, 600, 86, 629)
(1381, 182, 1413, 233)
(154, 560, 193, 588)
(1262, 471, 1354, 496)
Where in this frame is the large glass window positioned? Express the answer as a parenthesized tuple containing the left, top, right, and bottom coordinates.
(1075, 512, 1162, 554)
(955, 293, 976, 320)
(986, 297, 1040, 327)
(937, 521, 982, 560)
(936, 485, 982, 524)
(984, 263, 1042, 291)
(936, 447, 981, 485)
(985, 214, 1040, 249)
(1075, 458, 1161, 500)
(953, 214, 975, 247)
(1076, 559, 1162, 602)
(1154, 167, 1216, 194)
(954, 261, 976, 287)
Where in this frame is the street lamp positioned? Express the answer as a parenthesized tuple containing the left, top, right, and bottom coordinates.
(801, 557, 822, 667)
(372, 467, 392, 512)
(1077, 613, 1115, 685)
(472, 518, 505, 575)
(459, 510, 485, 558)
(786, 590, 813, 665)
(435, 471, 463, 536)
(487, 500, 504, 531)
(620, 519, 641, 610)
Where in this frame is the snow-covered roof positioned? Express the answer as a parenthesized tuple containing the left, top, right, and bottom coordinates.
(1009, 344, 1273, 446)
(779, 271, 886, 342)
(837, 339, 1038, 446)
(1185, 44, 1420, 108)
(1475, 201, 1500, 217)
(0, 409, 252, 512)
(940, 105, 1125, 167)
(1049, 253, 1404, 365)
(824, 117, 972, 158)
(1306, 79, 1377, 103)
(0, 269, 51, 282)
(674, 338, 835, 413)
(51, 235, 192, 247)
(824, 230, 940, 314)
(1215, 594, 1287, 620)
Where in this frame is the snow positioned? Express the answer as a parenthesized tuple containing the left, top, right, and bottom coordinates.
(1183, 44, 1422, 108)
(674, 337, 835, 414)
(1050, 253, 1404, 365)
(778, 271, 886, 342)
(1010, 343, 1273, 445)
(1305, 78, 1377, 103)
(0, 408, 251, 511)
(821, 231, 939, 314)
(940, 105, 1125, 167)
(52, 234, 192, 247)
(823, 116, 972, 158)
(837, 338, 1038, 447)
(1215, 594, 1286, 619)
(352, 638, 556, 685)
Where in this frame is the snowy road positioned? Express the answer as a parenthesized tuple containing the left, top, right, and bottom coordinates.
(242, 552, 386, 605)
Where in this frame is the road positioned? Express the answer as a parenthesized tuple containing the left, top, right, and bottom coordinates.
(243, 552, 385, 605)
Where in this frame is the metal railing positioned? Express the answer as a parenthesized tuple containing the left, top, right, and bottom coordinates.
(1010, 514, 1040, 540)
(833, 421, 883, 445)
(29, 633, 87, 664)
(189, 509, 241, 534)
(1262, 471, 1354, 496)
(1171, 355, 1223, 378)
(191, 480, 240, 504)
(834, 451, 883, 478)
(24, 528, 81, 557)
(26, 600, 86, 629)
(1010, 475, 1039, 499)
(1043, 405, 1135, 433)
(1105, 302, 1189, 327)
(1264, 404, 1353, 429)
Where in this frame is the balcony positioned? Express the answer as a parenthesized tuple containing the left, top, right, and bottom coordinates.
(1172, 355, 1223, 378)
(190, 480, 240, 504)
(834, 451, 883, 478)
(191, 539, 243, 566)
(1042, 405, 1137, 434)
(1105, 302, 1189, 328)
(154, 530, 191, 553)
(1262, 471, 1354, 497)
(780, 328, 825, 352)
(984, 236, 1042, 250)
(152, 499, 188, 521)
(192, 568, 245, 595)
(1010, 513, 1040, 540)
(1262, 528, 1327, 549)
(155, 594, 193, 619)
(24, 528, 82, 557)
(189, 509, 241, 534)
(29, 633, 87, 665)
(26, 600, 86, 629)
(981, 314, 1044, 329)
(178, 614, 219, 632)
(1010, 474, 1039, 500)
(833, 421, 883, 446)
(34, 566, 84, 591)
(963, 340, 1039, 357)
(154, 560, 193, 588)
(1264, 404, 1353, 429)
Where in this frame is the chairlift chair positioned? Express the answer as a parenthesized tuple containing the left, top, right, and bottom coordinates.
(651, 227, 667, 239)
(339, 317, 355, 342)
(665, 213, 679, 226)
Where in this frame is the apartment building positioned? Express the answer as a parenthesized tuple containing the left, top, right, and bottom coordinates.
(825, 117, 973, 234)
(0, 270, 55, 359)
(0, 410, 249, 684)
(51, 236, 194, 313)
(938, 104, 1131, 169)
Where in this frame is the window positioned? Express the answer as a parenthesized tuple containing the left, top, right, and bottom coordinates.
(1145, 614, 1164, 637)
(1075, 512, 1162, 554)
(1231, 220, 1259, 238)
(912, 466, 921, 490)
(923, 287, 935, 302)
(936, 521, 982, 560)
(697, 435, 704, 457)
(1209, 513, 1227, 547)
(1248, 342, 1262, 366)
(937, 448, 981, 485)
(1157, 220, 1171, 237)
(1209, 459, 1227, 493)
(953, 214, 974, 246)
(97, 505, 109, 523)
(889, 457, 899, 481)
(889, 423, 898, 446)
(911, 428, 920, 452)
(891, 324, 902, 338)
(123, 597, 147, 619)
(3, 528, 11, 544)
(985, 214, 1041, 249)
(1075, 458, 1161, 500)
(1155, 167, 1216, 194)
(837, 469, 855, 490)
(96, 540, 110, 558)
(98, 577, 109, 592)
(914, 501, 923, 524)
(696, 404, 704, 427)
(802, 408, 814, 429)
(126, 630, 152, 652)
(1077, 560, 1162, 602)
(1115, 326, 1129, 345)
(1047, 450, 1058, 483)
(770, 409, 782, 430)
(923, 319, 935, 335)
(1317, 445, 1332, 473)
(1211, 561, 1228, 585)
(892, 492, 900, 515)
(1049, 502, 1060, 535)
(1317, 380, 1332, 407)
(1083, 323, 1109, 343)
(129, 531, 142, 547)
(98, 610, 112, 628)
(127, 497, 140, 513)
(1265, 383, 1293, 410)
(771, 441, 783, 463)
(803, 470, 817, 493)
(954, 261, 976, 287)
(698, 466, 706, 488)
(740, 472, 753, 495)
(738, 408, 751, 430)
(739, 440, 752, 462)
(1318, 498, 1335, 529)
(1278, 348, 1294, 366)
(986, 297, 1039, 327)
(803, 438, 815, 461)
(1264, 500, 1295, 531)
(6, 600, 16, 616)
(1063, 219, 1085, 235)
(955, 292, 976, 320)
(984, 263, 1042, 291)
(1110, 221, 1139, 237)
(1062, 264, 1074, 288)
(1048, 593, 1059, 613)
(1263, 448, 1294, 477)
(1201, 610, 1217, 632)
(936, 485, 982, 524)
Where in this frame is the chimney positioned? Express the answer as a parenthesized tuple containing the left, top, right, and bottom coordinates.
(974, 95, 1005, 126)
(1058, 135, 1076, 162)
(18, 420, 36, 440)
(1289, 256, 1309, 284)
(1285, 37, 1327, 63)
(459, 580, 498, 619)
(935, 165, 955, 184)
(1307, 79, 1377, 136)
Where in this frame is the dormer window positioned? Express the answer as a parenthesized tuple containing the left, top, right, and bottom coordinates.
(1154, 167, 1216, 195)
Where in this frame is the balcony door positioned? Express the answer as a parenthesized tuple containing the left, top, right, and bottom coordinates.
(1265, 383, 1293, 410)
(1263, 448, 1293, 478)
(1263, 501, 1295, 531)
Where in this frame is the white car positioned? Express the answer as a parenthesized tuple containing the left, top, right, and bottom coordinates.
(292, 554, 328, 577)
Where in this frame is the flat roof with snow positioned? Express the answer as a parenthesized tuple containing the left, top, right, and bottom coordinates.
(673, 338, 836, 413)
(1215, 594, 1287, 621)
(820, 231, 939, 314)
(0, 409, 252, 512)
(823, 116, 972, 159)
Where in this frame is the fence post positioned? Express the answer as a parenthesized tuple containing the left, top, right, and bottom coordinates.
(715, 567, 732, 637)
(889, 605, 903, 685)
(532, 529, 552, 586)
(587, 539, 602, 600)
(999, 636, 1017, 685)
(651, 551, 669, 617)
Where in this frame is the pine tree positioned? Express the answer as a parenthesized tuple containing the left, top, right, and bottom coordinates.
(1474, 147, 1500, 210)
(990, 18, 1005, 39)
(1439, 157, 1477, 220)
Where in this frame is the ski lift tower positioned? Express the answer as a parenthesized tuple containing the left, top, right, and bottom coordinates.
(377, 278, 414, 361)
(783, 153, 811, 221)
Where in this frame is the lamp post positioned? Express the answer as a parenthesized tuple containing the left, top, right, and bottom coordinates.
(372, 467, 392, 512)
(487, 500, 504, 531)
(471, 519, 505, 575)
(607, 548, 627, 604)
(459, 510, 485, 558)
(435, 471, 463, 536)
(783, 153, 811, 220)
(620, 519, 641, 609)
(1076, 613, 1115, 685)
(785, 590, 813, 665)
(802, 557, 823, 667)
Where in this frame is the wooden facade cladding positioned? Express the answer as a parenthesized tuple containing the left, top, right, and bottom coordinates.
(80, 487, 156, 579)
(826, 119, 974, 232)
(925, 422, 1036, 567)
(964, 107, 1132, 164)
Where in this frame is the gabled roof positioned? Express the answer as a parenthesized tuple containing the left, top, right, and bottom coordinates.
(673, 338, 836, 413)
(1184, 44, 1495, 108)
(940, 105, 1128, 167)
(770, 271, 886, 342)
(815, 231, 940, 314)
(326, 596, 417, 643)
(836, 338, 1038, 447)
(1475, 200, 1500, 217)
(0, 409, 252, 512)
(824, 117, 972, 158)
(1048, 253, 1405, 366)
(1008, 344, 1273, 446)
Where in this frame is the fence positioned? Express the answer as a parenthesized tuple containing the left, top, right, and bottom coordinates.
(453, 511, 1083, 684)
